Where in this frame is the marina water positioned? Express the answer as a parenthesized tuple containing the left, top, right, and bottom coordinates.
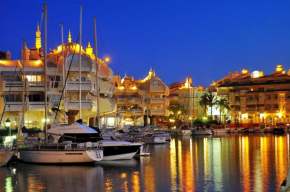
(1, 134, 289, 192)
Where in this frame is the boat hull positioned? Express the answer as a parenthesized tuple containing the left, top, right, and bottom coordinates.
(100, 141, 142, 161)
(19, 149, 103, 163)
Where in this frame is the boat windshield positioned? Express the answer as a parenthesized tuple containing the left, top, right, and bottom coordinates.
(58, 133, 101, 143)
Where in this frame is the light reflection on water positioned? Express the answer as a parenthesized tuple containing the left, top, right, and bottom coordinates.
(0, 134, 289, 192)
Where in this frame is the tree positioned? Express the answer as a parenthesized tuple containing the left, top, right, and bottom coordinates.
(0, 51, 6, 60)
(199, 93, 217, 117)
(215, 98, 231, 123)
(199, 94, 208, 116)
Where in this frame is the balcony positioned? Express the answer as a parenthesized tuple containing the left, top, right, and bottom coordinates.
(66, 81, 93, 92)
(99, 80, 115, 96)
(149, 98, 168, 105)
(149, 109, 167, 116)
(4, 81, 24, 92)
(29, 81, 45, 92)
(6, 102, 25, 111)
(116, 98, 125, 104)
(29, 101, 46, 111)
(66, 100, 92, 110)
(126, 97, 135, 104)
(118, 109, 143, 117)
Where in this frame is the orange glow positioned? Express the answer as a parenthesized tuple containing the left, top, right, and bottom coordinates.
(120, 173, 127, 178)
(132, 171, 140, 192)
(170, 138, 177, 191)
(105, 57, 110, 62)
(118, 86, 125, 90)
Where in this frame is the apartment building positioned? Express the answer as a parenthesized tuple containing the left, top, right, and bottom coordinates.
(0, 26, 116, 129)
(210, 65, 290, 125)
(168, 77, 208, 122)
(113, 69, 170, 126)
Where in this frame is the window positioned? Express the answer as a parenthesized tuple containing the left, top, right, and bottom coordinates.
(152, 82, 159, 86)
(26, 75, 42, 82)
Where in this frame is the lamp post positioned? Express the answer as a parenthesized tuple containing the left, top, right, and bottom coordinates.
(5, 118, 11, 136)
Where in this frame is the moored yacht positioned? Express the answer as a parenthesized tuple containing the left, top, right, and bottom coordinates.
(47, 120, 142, 161)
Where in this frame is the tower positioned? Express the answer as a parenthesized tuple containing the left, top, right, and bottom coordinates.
(68, 30, 72, 43)
(35, 24, 42, 49)
(86, 42, 93, 55)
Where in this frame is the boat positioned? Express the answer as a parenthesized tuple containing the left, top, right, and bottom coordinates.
(0, 144, 15, 166)
(191, 125, 213, 135)
(139, 144, 150, 156)
(17, 4, 104, 164)
(47, 120, 142, 161)
(18, 141, 103, 163)
(152, 130, 171, 141)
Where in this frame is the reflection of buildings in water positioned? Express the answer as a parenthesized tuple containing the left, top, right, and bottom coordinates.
(275, 135, 288, 186)
(97, 159, 141, 192)
(12, 163, 104, 192)
(210, 138, 223, 191)
(170, 138, 177, 191)
(239, 136, 251, 192)
(0, 167, 15, 191)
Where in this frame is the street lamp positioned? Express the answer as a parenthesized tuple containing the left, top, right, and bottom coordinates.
(105, 57, 110, 62)
(5, 118, 11, 136)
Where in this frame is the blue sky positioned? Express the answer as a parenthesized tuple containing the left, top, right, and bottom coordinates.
(1, 0, 290, 87)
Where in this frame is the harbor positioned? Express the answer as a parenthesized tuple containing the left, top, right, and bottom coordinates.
(1, 134, 290, 191)
(1, 1, 290, 191)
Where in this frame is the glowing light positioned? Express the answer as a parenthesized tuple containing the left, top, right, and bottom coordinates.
(5, 118, 11, 127)
(242, 68, 248, 74)
(242, 113, 248, 119)
(118, 86, 125, 90)
(203, 117, 207, 120)
(260, 113, 265, 119)
(276, 65, 283, 72)
(251, 71, 261, 78)
(42, 118, 50, 123)
(105, 57, 110, 62)
(278, 113, 282, 118)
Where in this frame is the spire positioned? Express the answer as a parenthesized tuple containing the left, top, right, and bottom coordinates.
(68, 30, 72, 43)
(35, 23, 42, 49)
(86, 42, 93, 55)
(125, 71, 127, 77)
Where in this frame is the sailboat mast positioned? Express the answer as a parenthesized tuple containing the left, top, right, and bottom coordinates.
(44, 3, 48, 143)
(61, 23, 66, 123)
(93, 17, 101, 129)
(22, 39, 26, 128)
(78, 4, 82, 120)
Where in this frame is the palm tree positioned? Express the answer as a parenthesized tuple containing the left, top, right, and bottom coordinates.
(199, 94, 208, 116)
(215, 98, 231, 123)
(206, 93, 216, 117)
(199, 93, 217, 117)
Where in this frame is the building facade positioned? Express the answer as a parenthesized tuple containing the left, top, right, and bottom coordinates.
(168, 77, 208, 123)
(113, 69, 170, 126)
(0, 26, 116, 130)
(210, 65, 290, 125)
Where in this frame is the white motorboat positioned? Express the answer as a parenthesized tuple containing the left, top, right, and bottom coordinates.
(18, 142, 103, 163)
(142, 134, 166, 144)
(48, 121, 142, 161)
(191, 128, 213, 135)
(191, 125, 213, 135)
(153, 131, 171, 141)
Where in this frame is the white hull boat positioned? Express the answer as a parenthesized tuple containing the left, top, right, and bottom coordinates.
(18, 142, 103, 164)
(143, 136, 166, 144)
(280, 165, 290, 192)
(191, 129, 213, 135)
(47, 121, 142, 161)
(0, 150, 15, 166)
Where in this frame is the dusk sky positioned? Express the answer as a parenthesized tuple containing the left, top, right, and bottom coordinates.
(1, 0, 290, 87)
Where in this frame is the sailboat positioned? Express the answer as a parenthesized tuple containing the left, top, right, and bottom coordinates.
(17, 3, 103, 164)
